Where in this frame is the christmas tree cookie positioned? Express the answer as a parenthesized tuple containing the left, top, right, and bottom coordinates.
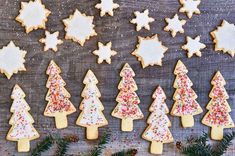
(202, 71, 234, 140)
(171, 60, 203, 127)
(142, 86, 173, 154)
(112, 63, 144, 131)
(44, 60, 76, 129)
(76, 70, 108, 140)
(7, 84, 40, 152)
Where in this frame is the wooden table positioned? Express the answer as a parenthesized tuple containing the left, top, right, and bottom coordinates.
(0, 0, 234, 155)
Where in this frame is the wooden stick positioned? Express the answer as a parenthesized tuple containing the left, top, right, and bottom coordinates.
(18, 138, 30, 152)
(181, 115, 194, 128)
(211, 126, 223, 140)
(86, 126, 98, 140)
(150, 141, 163, 154)
(121, 118, 133, 131)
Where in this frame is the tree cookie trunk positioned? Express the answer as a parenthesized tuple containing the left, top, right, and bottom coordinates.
(18, 138, 30, 152)
(181, 115, 194, 128)
(150, 141, 163, 154)
(121, 118, 133, 131)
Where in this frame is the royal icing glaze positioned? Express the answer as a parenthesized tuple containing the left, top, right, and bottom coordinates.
(164, 14, 186, 37)
(95, 0, 119, 17)
(174, 60, 188, 75)
(174, 74, 193, 88)
(179, 0, 201, 18)
(211, 71, 226, 86)
(39, 31, 63, 52)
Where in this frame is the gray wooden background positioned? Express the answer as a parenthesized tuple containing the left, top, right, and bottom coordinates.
(0, 0, 234, 155)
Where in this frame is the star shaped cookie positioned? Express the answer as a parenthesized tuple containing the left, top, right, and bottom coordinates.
(95, 0, 119, 17)
(164, 14, 186, 37)
(16, 0, 51, 33)
(132, 35, 168, 68)
(182, 36, 206, 58)
(63, 9, 97, 46)
(93, 42, 117, 64)
(130, 9, 155, 31)
(211, 20, 235, 57)
(39, 31, 63, 52)
(0, 41, 27, 79)
(179, 0, 201, 18)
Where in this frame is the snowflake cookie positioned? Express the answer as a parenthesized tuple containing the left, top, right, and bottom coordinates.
(132, 35, 168, 68)
(130, 9, 155, 31)
(95, 0, 119, 17)
(211, 20, 235, 57)
(16, 0, 51, 33)
(182, 36, 206, 58)
(39, 31, 63, 52)
(0, 41, 27, 79)
(93, 42, 117, 64)
(179, 0, 201, 18)
(63, 9, 97, 46)
(164, 14, 186, 37)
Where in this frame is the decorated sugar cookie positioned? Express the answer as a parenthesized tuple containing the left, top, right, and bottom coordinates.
(44, 60, 76, 129)
(202, 71, 234, 140)
(211, 20, 235, 57)
(182, 36, 206, 58)
(112, 63, 144, 131)
(0, 41, 27, 79)
(7, 84, 40, 152)
(92, 42, 117, 64)
(63, 9, 97, 46)
(142, 86, 173, 154)
(132, 35, 168, 68)
(76, 70, 108, 140)
(130, 9, 155, 31)
(39, 31, 63, 52)
(164, 14, 186, 37)
(179, 0, 201, 18)
(95, 0, 119, 17)
(16, 0, 51, 33)
(171, 60, 203, 128)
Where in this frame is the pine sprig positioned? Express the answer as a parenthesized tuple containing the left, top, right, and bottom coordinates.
(55, 135, 79, 156)
(111, 149, 138, 156)
(31, 135, 54, 156)
(90, 132, 111, 156)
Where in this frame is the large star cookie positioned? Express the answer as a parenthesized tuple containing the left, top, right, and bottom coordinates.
(211, 20, 235, 57)
(179, 0, 201, 18)
(93, 42, 117, 64)
(63, 9, 97, 46)
(0, 41, 27, 79)
(164, 14, 186, 37)
(39, 31, 63, 52)
(182, 36, 206, 58)
(95, 0, 119, 17)
(130, 9, 155, 31)
(16, 0, 51, 33)
(132, 35, 168, 68)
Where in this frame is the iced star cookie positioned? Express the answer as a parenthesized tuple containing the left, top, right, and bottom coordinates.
(7, 84, 40, 152)
(16, 0, 51, 33)
(39, 31, 63, 52)
(63, 9, 97, 46)
(95, 0, 119, 17)
(132, 34, 168, 68)
(0, 41, 27, 79)
(179, 0, 201, 18)
(182, 36, 206, 58)
(211, 20, 235, 57)
(164, 14, 186, 37)
(92, 42, 117, 64)
(130, 9, 155, 31)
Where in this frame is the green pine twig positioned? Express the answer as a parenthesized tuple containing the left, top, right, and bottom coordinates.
(55, 135, 79, 156)
(31, 135, 54, 156)
(90, 132, 111, 156)
(111, 149, 138, 156)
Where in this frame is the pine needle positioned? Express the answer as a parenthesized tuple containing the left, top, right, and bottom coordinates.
(90, 132, 111, 156)
(31, 135, 54, 156)
(111, 149, 138, 156)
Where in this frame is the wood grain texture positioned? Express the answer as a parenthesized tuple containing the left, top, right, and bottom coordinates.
(0, 0, 234, 155)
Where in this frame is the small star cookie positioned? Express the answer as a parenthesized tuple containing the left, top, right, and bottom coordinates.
(179, 0, 201, 18)
(63, 9, 97, 46)
(95, 0, 119, 17)
(39, 31, 63, 52)
(0, 41, 27, 79)
(211, 20, 235, 57)
(164, 14, 186, 37)
(16, 0, 51, 33)
(132, 35, 168, 68)
(93, 42, 117, 64)
(130, 9, 155, 31)
(182, 36, 206, 58)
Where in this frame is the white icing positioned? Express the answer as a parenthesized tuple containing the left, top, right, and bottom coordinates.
(164, 14, 186, 37)
(179, 0, 201, 18)
(0, 41, 27, 79)
(83, 70, 98, 84)
(40, 31, 63, 52)
(93, 42, 117, 64)
(95, 0, 119, 16)
(82, 84, 101, 98)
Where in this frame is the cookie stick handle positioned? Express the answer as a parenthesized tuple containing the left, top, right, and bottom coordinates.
(121, 118, 133, 131)
(181, 115, 194, 128)
(150, 141, 163, 154)
(86, 126, 98, 140)
(18, 138, 30, 152)
(55, 113, 68, 129)
(211, 126, 224, 140)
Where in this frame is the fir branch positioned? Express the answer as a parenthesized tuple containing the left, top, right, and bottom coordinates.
(31, 135, 54, 156)
(111, 149, 138, 156)
(55, 135, 79, 156)
(90, 132, 111, 156)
